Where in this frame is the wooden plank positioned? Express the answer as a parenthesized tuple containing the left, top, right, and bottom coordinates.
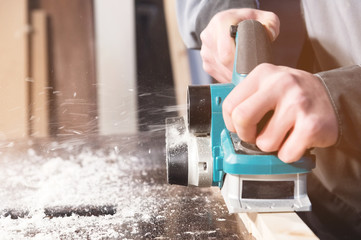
(238, 212, 319, 240)
(30, 10, 49, 137)
(163, 0, 191, 116)
(34, 0, 97, 136)
(0, 0, 29, 140)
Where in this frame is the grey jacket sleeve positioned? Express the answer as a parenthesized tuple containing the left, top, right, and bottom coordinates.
(176, 0, 259, 49)
(316, 65, 361, 153)
(312, 65, 361, 212)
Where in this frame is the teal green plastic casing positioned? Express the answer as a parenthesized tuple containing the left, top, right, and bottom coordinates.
(210, 26, 315, 188)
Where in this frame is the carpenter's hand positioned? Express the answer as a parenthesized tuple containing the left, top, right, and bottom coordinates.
(200, 9, 280, 83)
(223, 63, 339, 163)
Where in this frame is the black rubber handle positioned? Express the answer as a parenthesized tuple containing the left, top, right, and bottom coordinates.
(235, 20, 272, 74)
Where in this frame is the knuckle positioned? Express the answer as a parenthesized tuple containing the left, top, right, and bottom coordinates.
(279, 80, 312, 110)
(218, 49, 233, 66)
(303, 116, 322, 139)
(251, 63, 276, 83)
(283, 74, 299, 88)
(218, 54, 231, 67)
(270, 72, 289, 88)
(223, 101, 236, 132)
(262, 67, 296, 90)
(266, 11, 280, 24)
(200, 48, 210, 63)
(231, 105, 252, 127)
(200, 30, 208, 43)
(279, 154, 295, 163)
(255, 62, 274, 71)
(223, 116, 235, 133)
(213, 11, 227, 22)
(288, 92, 311, 112)
(249, 64, 280, 91)
(200, 49, 214, 70)
(296, 96, 312, 111)
(278, 148, 298, 163)
(202, 63, 214, 76)
(222, 98, 232, 114)
(279, 71, 306, 93)
(257, 138, 277, 152)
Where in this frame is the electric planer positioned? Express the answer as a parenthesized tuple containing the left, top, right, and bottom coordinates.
(166, 19, 315, 213)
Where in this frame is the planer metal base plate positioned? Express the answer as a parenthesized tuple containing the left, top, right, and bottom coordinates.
(222, 173, 312, 213)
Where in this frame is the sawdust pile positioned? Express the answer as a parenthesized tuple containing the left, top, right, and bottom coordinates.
(0, 140, 170, 239)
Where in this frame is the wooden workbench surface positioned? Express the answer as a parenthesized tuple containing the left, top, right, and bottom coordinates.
(0, 132, 251, 239)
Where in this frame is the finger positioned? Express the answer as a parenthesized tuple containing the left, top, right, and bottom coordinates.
(222, 80, 259, 132)
(256, 104, 295, 152)
(200, 46, 231, 83)
(224, 69, 261, 104)
(201, 24, 235, 82)
(252, 10, 280, 41)
(231, 89, 277, 143)
(200, 27, 216, 50)
(223, 63, 274, 131)
(216, 29, 236, 71)
(236, 9, 280, 41)
(203, 58, 232, 83)
(214, 50, 233, 83)
(278, 124, 308, 163)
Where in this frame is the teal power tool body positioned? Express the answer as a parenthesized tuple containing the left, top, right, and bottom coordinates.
(166, 20, 315, 213)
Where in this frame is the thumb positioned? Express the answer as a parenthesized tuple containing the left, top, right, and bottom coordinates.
(246, 9, 280, 41)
